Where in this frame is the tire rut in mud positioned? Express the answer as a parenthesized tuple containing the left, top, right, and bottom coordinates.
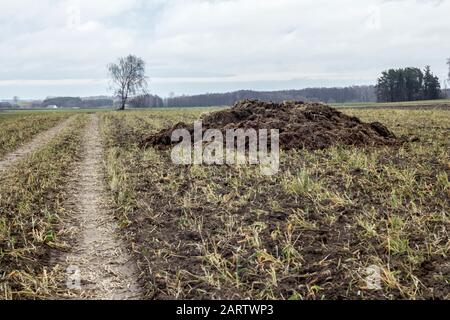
(57, 114, 142, 300)
(0, 117, 75, 173)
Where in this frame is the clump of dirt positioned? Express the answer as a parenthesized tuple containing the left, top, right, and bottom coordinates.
(142, 100, 398, 150)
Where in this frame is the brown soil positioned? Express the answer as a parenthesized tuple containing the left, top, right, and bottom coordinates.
(0, 117, 74, 173)
(56, 114, 142, 300)
(143, 100, 398, 151)
(105, 109, 449, 300)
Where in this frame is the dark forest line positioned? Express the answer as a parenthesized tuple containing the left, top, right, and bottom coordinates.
(2, 86, 449, 110)
(161, 86, 377, 108)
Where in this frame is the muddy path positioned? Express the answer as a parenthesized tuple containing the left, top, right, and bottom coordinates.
(0, 117, 74, 173)
(57, 114, 142, 300)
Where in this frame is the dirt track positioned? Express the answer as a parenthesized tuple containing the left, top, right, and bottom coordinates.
(58, 114, 142, 300)
(0, 117, 74, 173)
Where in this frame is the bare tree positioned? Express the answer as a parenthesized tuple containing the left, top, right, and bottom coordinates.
(13, 96, 19, 107)
(445, 58, 450, 98)
(108, 55, 147, 110)
(447, 58, 450, 82)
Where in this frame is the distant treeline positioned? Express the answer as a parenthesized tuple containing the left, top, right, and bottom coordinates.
(0, 102, 13, 109)
(2, 84, 448, 110)
(129, 94, 164, 108)
(41, 95, 164, 108)
(42, 97, 114, 108)
(376, 66, 442, 102)
(164, 86, 377, 107)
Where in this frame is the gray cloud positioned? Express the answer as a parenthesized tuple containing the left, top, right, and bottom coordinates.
(1, 0, 449, 98)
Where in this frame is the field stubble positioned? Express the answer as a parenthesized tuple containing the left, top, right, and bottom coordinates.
(0, 114, 89, 299)
(101, 107, 449, 299)
(0, 113, 69, 160)
(0, 106, 447, 300)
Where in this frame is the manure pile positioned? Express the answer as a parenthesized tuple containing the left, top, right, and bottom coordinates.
(143, 100, 398, 150)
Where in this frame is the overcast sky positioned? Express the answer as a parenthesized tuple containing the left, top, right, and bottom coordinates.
(0, 0, 449, 99)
